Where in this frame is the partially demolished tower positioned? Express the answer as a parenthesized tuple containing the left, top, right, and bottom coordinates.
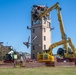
(31, 5, 51, 59)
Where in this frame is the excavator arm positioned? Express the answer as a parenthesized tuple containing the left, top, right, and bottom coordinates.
(68, 38, 76, 53)
(49, 38, 76, 56)
(37, 2, 76, 62)
(49, 40, 68, 55)
(39, 2, 59, 18)
(38, 2, 68, 53)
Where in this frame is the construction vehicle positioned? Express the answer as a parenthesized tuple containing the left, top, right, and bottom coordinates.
(33, 2, 76, 63)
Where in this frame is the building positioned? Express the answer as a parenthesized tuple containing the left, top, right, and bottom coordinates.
(0, 42, 12, 60)
(31, 5, 52, 59)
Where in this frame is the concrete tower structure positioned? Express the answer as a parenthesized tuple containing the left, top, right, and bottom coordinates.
(31, 5, 51, 59)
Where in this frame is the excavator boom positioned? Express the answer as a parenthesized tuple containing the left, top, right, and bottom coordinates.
(38, 2, 68, 52)
(37, 2, 76, 63)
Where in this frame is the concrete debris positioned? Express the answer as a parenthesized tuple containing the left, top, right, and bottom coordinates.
(32, 5, 48, 22)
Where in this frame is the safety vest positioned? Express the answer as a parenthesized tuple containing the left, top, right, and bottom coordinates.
(14, 54, 17, 59)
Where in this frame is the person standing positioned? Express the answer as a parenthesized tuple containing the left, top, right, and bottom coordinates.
(8, 46, 14, 60)
(13, 52, 18, 67)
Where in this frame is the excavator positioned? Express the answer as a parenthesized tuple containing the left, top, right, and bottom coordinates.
(34, 2, 76, 63)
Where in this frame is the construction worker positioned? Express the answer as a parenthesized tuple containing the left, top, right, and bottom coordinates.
(13, 52, 18, 67)
(8, 46, 14, 60)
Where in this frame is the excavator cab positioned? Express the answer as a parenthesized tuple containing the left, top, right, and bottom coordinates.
(37, 50, 54, 63)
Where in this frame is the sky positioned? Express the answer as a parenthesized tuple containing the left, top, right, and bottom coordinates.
(0, 0, 76, 54)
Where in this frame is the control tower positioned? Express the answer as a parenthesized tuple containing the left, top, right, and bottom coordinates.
(31, 5, 52, 59)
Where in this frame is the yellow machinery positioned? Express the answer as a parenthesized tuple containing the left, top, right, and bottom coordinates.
(37, 2, 76, 63)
